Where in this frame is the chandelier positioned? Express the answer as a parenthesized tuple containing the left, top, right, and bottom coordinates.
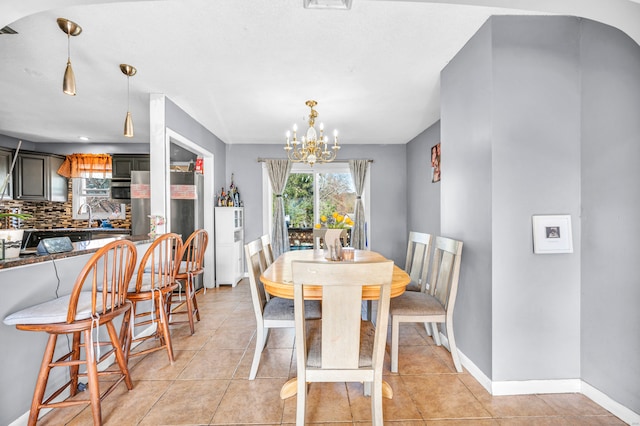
(284, 100, 339, 166)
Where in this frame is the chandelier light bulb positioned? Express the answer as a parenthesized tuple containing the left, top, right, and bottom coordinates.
(57, 18, 82, 96)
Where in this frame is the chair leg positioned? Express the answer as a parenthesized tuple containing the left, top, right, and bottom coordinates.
(158, 293, 175, 363)
(371, 379, 384, 426)
(83, 329, 102, 426)
(28, 334, 58, 426)
(296, 375, 307, 426)
(431, 322, 442, 346)
(390, 316, 400, 373)
(446, 320, 462, 373)
(185, 282, 196, 335)
(69, 331, 82, 397)
(105, 320, 134, 390)
(249, 326, 267, 380)
(423, 321, 432, 337)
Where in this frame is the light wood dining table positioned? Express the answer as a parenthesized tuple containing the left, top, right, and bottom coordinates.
(260, 248, 411, 400)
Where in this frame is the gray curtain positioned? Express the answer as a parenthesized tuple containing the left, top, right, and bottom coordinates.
(349, 160, 369, 249)
(266, 159, 292, 258)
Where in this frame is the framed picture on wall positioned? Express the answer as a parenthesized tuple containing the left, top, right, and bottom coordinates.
(431, 143, 441, 183)
(532, 214, 573, 254)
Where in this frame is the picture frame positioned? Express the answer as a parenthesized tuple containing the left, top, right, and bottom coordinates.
(430, 142, 441, 183)
(532, 214, 573, 254)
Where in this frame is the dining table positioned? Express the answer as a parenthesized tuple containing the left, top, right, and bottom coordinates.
(260, 248, 411, 400)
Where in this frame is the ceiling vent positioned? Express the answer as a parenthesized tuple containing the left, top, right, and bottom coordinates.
(304, 0, 352, 10)
(0, 26, 18, 35)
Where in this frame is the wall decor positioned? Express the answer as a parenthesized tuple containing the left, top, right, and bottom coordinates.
(431, 142, 441, 183)
(532, 214, 573, 254)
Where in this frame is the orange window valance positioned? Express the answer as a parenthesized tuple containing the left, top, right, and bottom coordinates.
(57, 154, 112, 178)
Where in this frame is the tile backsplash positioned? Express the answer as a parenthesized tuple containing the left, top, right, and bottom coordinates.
(0, 180, 131, 229)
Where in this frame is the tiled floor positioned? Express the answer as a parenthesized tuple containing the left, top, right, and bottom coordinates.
(38, 279, 625, 425)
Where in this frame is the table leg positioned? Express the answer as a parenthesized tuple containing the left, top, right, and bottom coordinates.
(280, 378, 394, 399)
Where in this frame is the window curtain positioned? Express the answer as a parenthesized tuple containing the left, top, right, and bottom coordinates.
(266, 159, 292, 258)
(57, 154, 112, 178)
(349, 159, 369, 249)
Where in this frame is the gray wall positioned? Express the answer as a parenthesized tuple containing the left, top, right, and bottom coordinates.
(441, 20, 495, 376)
(580, 19, 640, 413)
(408, 14, 639, 415)
(406, 121, 440, 235)
(225, 143, 408, 266)
(165, 98, 227, 191)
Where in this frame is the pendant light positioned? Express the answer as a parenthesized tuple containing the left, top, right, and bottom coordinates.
(57, 18, 82, 96)
(120, 64, 137, 138)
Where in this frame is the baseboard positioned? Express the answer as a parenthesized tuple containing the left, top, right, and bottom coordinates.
(451, 331, 640, 426)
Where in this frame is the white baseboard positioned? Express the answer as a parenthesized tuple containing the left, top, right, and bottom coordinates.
(436, 331, 639, 425)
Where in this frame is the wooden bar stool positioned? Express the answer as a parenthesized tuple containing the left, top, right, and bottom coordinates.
(124, 233, 182, 363)
(2, 239, 137, 425)
(169, 229, 208, 335)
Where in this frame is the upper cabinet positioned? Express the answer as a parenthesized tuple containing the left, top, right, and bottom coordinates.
(14, 152, 67, 202)
(111, 154, 150, 179)
(0, 148, 12, 199)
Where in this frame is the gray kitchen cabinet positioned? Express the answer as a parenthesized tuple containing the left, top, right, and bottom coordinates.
(14, 153, 67, 202)
(111, 154, 150, 179)
(0, 148, 12, 199)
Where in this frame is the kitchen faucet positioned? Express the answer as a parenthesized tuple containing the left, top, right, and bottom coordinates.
(78, 203, 94, 228)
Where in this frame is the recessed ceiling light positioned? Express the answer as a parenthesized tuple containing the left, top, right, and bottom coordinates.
(303, 0, 352, 10)
(79, 136, 89, 141)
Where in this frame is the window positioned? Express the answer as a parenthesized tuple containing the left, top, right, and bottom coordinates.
(72, 178, 126, 220)
(263, 162, 370, 246)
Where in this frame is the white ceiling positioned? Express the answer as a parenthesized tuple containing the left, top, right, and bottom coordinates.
(0, 0, 638, 146)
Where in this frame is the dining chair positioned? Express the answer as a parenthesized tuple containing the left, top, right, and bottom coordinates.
(260, 233, 274, 269)
(389, 236, 464, 373)
(404, 231, 433, 292)
(125, 233, 183, 363)
(3, 239, 137, 426)
(169, 229, 208, 335)
(244, 238, 321, 380)
(291, 260, 394, 426)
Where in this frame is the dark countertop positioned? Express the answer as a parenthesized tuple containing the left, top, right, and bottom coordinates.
(0, 234, 153, 270)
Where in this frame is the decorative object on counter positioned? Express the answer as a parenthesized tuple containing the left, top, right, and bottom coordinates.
(148, 214, 164, 238)
(284, 100, 340, 166)
(120, 64, 137, 137)
(57, 18, 82, 96)
(217, 173, 241, 207)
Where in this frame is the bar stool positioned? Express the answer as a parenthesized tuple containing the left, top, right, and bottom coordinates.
(169, 229, 208, 335)
(2, 239, 137, 426)
(124, 233, 182, 363)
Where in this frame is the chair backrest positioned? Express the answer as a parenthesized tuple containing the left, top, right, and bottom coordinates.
(180, 229, 208, 275)
(405, 231, 433, 292)
(245, 238, 268, 320)
(429, 236, 463, 316)
(291, 260, 393, 370)
(260, 234, 274, 268)
(134, 233, 183, 292)
(67, 239, 137, 323)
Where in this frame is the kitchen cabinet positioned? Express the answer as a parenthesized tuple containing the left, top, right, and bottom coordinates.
(0, 149, 12, 199)
(215, 207, 244, 287)
(111, 154, 150, 179)
(14, 153, 67, 202)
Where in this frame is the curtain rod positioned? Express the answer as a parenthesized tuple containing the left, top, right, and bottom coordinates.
(257, 158, 374, 163)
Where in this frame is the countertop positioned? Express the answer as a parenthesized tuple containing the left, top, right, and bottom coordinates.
(0, 234, 153, 269)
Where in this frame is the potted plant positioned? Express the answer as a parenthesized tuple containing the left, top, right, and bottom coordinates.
(0, 210, 31, 259)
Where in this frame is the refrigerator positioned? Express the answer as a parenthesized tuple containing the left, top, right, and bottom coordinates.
(131, 170, 204, 288)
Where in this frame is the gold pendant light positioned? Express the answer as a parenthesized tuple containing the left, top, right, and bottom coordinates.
(57, 18, 82, 96)
(120, 64, 137, 138)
